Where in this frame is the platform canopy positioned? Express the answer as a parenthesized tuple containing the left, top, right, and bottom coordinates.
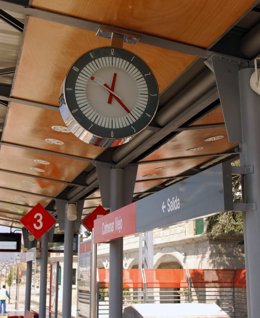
(0, 0, 259, 228)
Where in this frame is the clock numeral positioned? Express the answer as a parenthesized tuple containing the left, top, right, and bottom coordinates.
(150, 93, 158, 97)
(146, 113, 151, 117)
(72, 109, 79, 114)
(89, 52, 94, 59)
(111, 48, 115, 56)
(144, 72, 151, 77)
(72, 66, 79, 72)
(111, 130, 114, 138)
(131, 126, 136, 133)
(131, 56, 135, 62)
(66, 87, 73, 91)
(89, 124, 93, 130)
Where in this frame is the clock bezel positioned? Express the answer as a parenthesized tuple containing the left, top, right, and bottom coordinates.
(60, 46, 159, 144)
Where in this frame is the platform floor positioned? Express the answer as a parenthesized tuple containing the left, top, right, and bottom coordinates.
(0, 312, 24, 318)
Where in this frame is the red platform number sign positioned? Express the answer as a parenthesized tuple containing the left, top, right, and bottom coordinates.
(82, 205, 109, 232)
(21, 203, 56, 240)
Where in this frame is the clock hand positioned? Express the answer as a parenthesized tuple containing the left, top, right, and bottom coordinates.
(90, 76, 131, 113)
(108, 73, 117, 104)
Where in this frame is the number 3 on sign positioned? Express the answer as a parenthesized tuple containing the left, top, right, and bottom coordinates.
(33, 212, 43, 230)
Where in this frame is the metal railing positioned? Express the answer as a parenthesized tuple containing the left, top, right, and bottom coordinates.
(96, 286, 247, 318)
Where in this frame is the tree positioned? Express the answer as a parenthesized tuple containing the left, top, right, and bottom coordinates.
(6, 267, 14, 302)
(206, 160, 243, 238)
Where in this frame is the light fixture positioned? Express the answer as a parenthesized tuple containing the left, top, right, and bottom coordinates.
(45, 138, 64, 145)
(30, 167, 45, 173)
(66, 203, 77, 221)
(186, 146, 204, 152)
(33, 159, 50, 165)
(204, 135, 224, 142)
(250, 57, 260, 95)
(51, 125, 70, 133)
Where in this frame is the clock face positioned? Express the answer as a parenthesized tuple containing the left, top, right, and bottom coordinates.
(60, 47, 159, 145)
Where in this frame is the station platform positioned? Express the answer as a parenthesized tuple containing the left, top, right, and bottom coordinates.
(0, 310, 38, 318)
(0, 313, 23, 318)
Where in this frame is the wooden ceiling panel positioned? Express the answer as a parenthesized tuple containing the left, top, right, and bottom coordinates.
(0, 170, 67, 198)
(134, 179, 168, 194)
(87, 190, 101, 199)
(143, 127, 236, 161)
(0, 188, 52, 208)
(190, 106, 225, 126)
(12, 17, 195, 105)
(137, 157, 212, 181)
(32, 0, 255, 47)
(0, 202, 30, 216)
(0, 213, 22, 222)
(0, 144, 89, 184)
(0, 218, 21, 228)
(83, 198, 102, 209)
(3, 103, 103, 159)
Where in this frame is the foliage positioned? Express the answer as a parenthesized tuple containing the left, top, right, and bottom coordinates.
(206, 211, 243, 238)
(6, 267, 14, 288)
(206, 160, 244, 238)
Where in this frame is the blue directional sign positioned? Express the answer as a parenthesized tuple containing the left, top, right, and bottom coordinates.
(136, 163, 233, 232)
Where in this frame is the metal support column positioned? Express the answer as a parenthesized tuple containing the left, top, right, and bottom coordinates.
(109, 168, 124, 318)
(62, 203, 76, 318)
(90, 231, 97, 318)
(239, 68, 260, 318)
(95, 162, 137, 318)
(24, 260, 32, 312)
(211, 57, 260, 317)
(39, 233, 48, 318)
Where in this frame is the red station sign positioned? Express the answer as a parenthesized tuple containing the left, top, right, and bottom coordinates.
(82, 205, 109, 232)
(20, 203, 56, 240)
(94, 203, 136, 243)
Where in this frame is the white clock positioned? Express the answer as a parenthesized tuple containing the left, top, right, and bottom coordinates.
(60, 47, 159, 147)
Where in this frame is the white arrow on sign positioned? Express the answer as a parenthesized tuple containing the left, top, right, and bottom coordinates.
(162, 201, 166, 213)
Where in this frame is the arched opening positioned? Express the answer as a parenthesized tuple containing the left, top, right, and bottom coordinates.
(156, 255, 183, 303)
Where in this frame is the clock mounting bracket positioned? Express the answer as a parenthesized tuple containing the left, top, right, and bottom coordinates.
(96, 25, 141, 47)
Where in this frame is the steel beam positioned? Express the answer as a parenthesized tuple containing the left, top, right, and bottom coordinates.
(0, 0, 210, 58)
(113, 87, 218, 167)
(211, 55, 247, 143)
(0, 67, 16, 75)
(0, 9, 24, 32)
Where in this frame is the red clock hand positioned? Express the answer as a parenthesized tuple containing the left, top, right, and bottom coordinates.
(107, 73, 117, 104)
(104, 83, 130, 113)
(90, 76, 131, 113)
